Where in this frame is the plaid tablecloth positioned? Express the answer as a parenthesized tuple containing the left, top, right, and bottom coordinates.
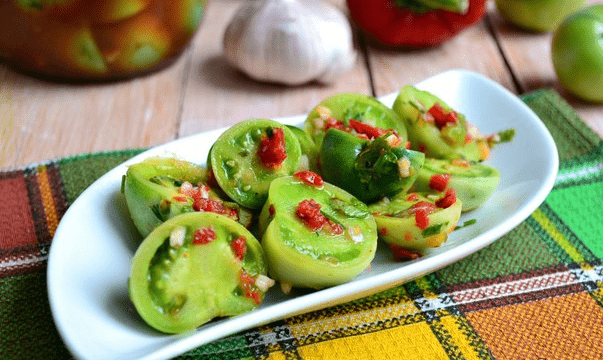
(1, 89, 602, 360)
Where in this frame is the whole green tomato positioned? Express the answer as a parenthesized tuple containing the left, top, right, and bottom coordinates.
(495, 0, 585, 32)
(552, 5, 603, 103)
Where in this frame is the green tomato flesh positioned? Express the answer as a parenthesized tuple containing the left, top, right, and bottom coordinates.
(258, 176, 378, 289)
(368, 193, 462, 250)
(304, 92, 407, 149)
(392, 85, 481, 161)
(129, 212, 267, 334)
(209, 119, 302, 209)
(286, 125, 320, 172)
(411, 158, 500, 212)
(552, 5, 603, 103)
(123, 157, 251, 238)
(320, 128, 425, 204)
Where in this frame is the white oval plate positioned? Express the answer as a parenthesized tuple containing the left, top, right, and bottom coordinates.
(48, 70, 558, 360)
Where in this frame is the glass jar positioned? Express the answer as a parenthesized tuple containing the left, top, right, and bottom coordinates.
(0, 0, 207, 81)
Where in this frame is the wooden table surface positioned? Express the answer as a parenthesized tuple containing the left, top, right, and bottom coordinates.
(1, 0, 601, 171)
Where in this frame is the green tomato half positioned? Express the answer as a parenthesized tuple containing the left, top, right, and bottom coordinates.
(209, 119, 302, 209)
(392, 85, 482, 161)
(552, 5, 603, 103)
(258, 175, 378, 290)
(129, 212, 268, 334)
(122, 157, 252, 238)
(304, 92, 407, 149)
(368, 192, 462, 251)
(495, 0, 585, 32)
(411, 158, 500, 212)
(320, 128, 425, 204)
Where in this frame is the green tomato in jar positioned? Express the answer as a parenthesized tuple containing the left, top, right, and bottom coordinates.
(304, 92, 407, 149)
(494, 0, 585, 32)
(209, 119, 302, 209)
(552, 5, 603, 103)
(122, 157, 252, 238)
(258, 174, 378, 290)
(129, 212, 270, 334)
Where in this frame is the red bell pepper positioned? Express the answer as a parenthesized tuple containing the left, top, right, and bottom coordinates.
(346, 0, 487, 47)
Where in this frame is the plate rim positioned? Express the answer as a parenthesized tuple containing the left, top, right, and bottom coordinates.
(47, 69, 559, 360)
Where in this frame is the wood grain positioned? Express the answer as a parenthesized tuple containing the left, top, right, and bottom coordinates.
(177, 0, 372, 138)
(488, 0, 603, 137)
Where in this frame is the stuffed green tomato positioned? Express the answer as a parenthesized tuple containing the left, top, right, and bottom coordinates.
(392, 85, 489, 162)
(209, 119, 302, 209)
(304, 92, 407, 149)
(411, 158, 500, 212)
(319, 128, 424, 204)
(122, 157, 252, 238)
(368, 190, 462, 256)
(258, 172, 378, 290)
(129, 212, 272, 334)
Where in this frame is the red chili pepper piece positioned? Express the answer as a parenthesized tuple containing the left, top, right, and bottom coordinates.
(239, 271, 261, 305)
(389, 243, 422, 261)
(324, 118, 348, 131)
(411, 201, 437, 229)
(429, 174, 451, 192)
(258, 127, 287, 169)
(294, 171, 324, 187)
(348, 119, 389, 139)
(428, 103, 458, 129)
(231, 236, 247, 261)
(193, 227, 216, 245)
(268, 204, 276, 216)
(406, 193, 419, 201)
(436, 188, 457, 209)
(296, 199, 327, 231)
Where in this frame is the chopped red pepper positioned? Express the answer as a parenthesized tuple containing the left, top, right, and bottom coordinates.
(239, 271, 261, 305)
(324, 219, 344, 236)
(231, 236, 247, 261)
(193, 227, 216, 245)
(436, 188, 457, 208)
(324, 117, 348, 131)
(269, 204, 276, 216)
(428, 103, 458, 129)
(173, 196, 188, 203)
(294, 171, 324, 187)
(349, 120, 389, 139)
(429, 174, 451, 192)
(296, 199, 326, 231)
(389, 243, 421, 262)
(411, 201, 437, 230)
(406, 193, 419, 201)
(258, 127, 287, 169)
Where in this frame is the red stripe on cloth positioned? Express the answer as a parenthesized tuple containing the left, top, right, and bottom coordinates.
(0, 175, 37, 249)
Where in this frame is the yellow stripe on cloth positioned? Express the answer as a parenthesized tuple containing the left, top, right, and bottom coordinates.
(295, 322, 449, 359)
(37, 165, 59, 237)
(531, 208, 585, 264)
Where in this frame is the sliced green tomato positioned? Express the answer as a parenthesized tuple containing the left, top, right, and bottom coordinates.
(88, 0, 148, 23)
(94, 12, 171, 72)
(43, 25, 108, 75)
(286, 125, 319, 172)
(129, 212, 268, 334)
(258, 176, 377, 290)
(209, 119, 302, 209)
(368, 192, 462, 250)
(392, 85, 481, 161)
(411, 158, 500, 212)
(320, 129, 425, 204)
(123, 157, 252, 238)
(304, 92, 407, 149)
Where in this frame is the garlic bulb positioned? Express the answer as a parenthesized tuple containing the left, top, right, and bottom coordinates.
(223, 0, 358, 86)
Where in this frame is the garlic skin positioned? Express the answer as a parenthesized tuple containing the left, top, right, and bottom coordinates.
(223, 0, 358, 86)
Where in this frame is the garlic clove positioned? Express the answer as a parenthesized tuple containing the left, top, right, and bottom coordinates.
(223, 0, 357, 86)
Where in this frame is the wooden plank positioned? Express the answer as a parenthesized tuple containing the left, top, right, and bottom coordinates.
(368, 17, 515, 97)
(0, 36, 188, 170)
(489, 0, 603, 137)
(178, 0, 372, 137)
